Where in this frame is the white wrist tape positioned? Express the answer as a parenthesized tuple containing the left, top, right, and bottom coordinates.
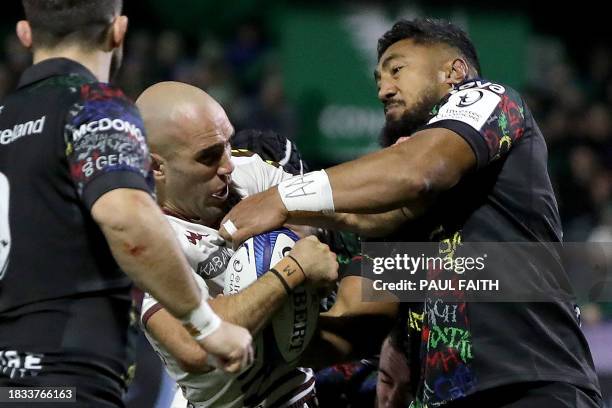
(222, 219, 238, 238)
(277, 170, 335, 213)
(180, 298, 222, 341)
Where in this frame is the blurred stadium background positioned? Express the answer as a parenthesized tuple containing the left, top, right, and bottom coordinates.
(1, 1, 610, 407)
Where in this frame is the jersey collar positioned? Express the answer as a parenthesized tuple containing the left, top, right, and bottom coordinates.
(17, 58, 98, 89)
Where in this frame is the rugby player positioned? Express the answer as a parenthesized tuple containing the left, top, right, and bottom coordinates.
(135, 82, 338, 408)
(376, 325, 412, 408)
(0, 2, 252, 406)
(220, 18, 602, 407)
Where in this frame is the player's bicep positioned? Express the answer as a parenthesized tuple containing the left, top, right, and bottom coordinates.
(345, 208, 415, 236)
(91, 188, 156, 230)
(395, 127, 477, 194)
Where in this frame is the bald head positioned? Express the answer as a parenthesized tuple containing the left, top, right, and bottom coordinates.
(136, 81, 231, 158)
(135, 81, 235, 224)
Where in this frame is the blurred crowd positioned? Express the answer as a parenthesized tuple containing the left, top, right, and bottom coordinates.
(524, 44, 612, 323)
(1, 24, 610, 322)
(0, 23, 297, 143)
(525, 45, 611, 244)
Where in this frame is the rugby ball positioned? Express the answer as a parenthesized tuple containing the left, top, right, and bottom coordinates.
(223, 228, 319, 365)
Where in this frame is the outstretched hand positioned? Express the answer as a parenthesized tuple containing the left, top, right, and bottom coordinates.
(219, 187, 288, 245)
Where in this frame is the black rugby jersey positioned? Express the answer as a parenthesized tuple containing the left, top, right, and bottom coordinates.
(0, 59, 151, 383)
(0, 58, 152, 314)
(398, 79, 601, 407)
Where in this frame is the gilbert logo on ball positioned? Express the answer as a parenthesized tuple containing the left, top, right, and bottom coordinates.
(224, 228, 319, 365)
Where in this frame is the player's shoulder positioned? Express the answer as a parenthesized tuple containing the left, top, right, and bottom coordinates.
(77, 81, 132, 104)
(231, 148, 257, 158)
(71, 81, 139, 119)
(453, 78, 509, 93)
(65, 81, 143, 137)
(427, 78, 526, 132)
(448, 78, 522, 103)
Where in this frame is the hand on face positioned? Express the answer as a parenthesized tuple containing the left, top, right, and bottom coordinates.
(218, 186, 288, 245)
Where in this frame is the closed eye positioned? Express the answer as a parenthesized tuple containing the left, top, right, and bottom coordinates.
(379, 374, 393, 386)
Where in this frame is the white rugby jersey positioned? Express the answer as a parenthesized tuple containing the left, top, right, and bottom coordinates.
(141, 153, 315, 408)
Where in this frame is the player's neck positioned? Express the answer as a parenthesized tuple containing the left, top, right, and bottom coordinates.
(32, 47, 111, 83)
(161, 205, 196, 223)
(160, 204, 222, 229)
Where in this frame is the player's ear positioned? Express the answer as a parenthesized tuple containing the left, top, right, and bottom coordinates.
(104, 15, 128, 51)
(16, 21, 33, 49)
(443, 58, 469, 86)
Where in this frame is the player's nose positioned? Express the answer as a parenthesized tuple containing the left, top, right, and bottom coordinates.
(378, 80, 397, 103)
(218, 149, 234, 176)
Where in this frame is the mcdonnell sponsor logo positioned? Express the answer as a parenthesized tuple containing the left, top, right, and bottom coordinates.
(72, 118, 143, 143)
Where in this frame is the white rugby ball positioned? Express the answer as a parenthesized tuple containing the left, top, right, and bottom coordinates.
(223, 228, 319, 365)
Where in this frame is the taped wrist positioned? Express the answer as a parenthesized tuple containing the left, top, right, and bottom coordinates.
(180, 298, 222, 341)
(277, 170, 335, 213)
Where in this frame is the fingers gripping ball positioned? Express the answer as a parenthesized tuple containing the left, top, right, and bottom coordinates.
(223, 228, 320, 365)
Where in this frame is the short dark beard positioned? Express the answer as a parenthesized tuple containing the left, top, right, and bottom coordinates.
(379, 89, 442, 147)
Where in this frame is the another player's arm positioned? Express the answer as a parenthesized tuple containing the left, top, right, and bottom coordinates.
(288, 206, 424, 237)
(66, 86, 204, 318)
(300, 275, 398, 368)
(144, 307, 211, 374)
(323, 128, 475, 212)
(220, 128, 475, 243)
(235, 147, 423, 236)
(316, 85, 525, 216)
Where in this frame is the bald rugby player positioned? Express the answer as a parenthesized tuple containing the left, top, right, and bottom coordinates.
(135, 82, 338, 408)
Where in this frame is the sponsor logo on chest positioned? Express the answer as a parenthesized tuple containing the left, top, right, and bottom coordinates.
(0, 116, 46, 145)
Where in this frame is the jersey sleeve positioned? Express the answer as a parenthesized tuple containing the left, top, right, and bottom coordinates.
(140, 291, 164, 328)
(422, 84, 526, 169)
(140, 273, 212, 328)
(231, 151, 293, 197)
(64, 83, 154, 210)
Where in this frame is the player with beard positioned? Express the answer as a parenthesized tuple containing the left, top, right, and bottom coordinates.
(0, 2, 253, 406)
(220, 18, 602, 408)
(378, 78, 441, 149)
